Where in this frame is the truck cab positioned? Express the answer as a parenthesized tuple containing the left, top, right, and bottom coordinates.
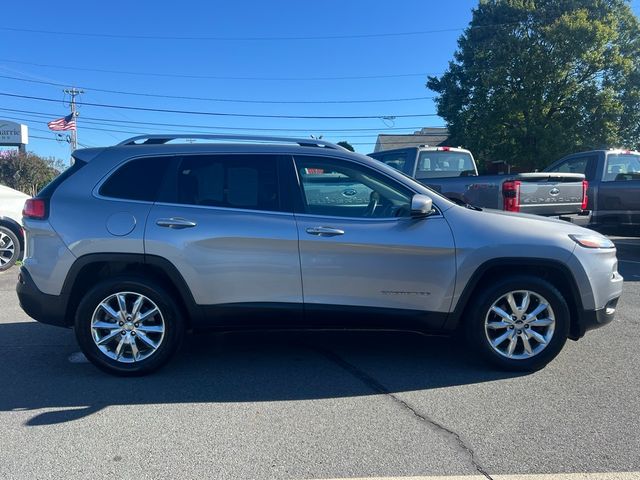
(545, 149, 640, 229)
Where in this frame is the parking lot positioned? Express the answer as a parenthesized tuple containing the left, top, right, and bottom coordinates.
(1, 237, 639, 480)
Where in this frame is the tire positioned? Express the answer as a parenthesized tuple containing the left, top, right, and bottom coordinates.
(464, 275, 569, 372)
(75, 277, 185, 376)
(0, 226, 20, 272)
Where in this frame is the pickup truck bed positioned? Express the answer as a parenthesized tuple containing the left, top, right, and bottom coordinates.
(369, 147, 587, 217)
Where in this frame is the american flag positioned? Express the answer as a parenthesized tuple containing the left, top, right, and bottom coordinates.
(47, 114, 76, 131)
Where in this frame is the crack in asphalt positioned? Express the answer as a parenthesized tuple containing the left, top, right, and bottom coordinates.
(315, 346, 494, 480)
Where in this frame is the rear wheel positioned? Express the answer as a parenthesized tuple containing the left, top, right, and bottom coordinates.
(75, 277, 184, 376)
(465, 276, 569, 371)
(0, 226, 20, 272)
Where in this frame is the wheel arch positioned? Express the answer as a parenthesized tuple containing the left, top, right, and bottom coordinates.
(61, 253, 200, 327)
(0, 216, 25, 253)
(446, 258, 584, 340)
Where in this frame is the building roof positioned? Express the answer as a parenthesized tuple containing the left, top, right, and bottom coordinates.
(373, 127, 450, 153)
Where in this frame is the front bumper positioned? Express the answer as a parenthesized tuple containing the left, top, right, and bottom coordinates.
(571, 297, 620, 340)
(16, 267, 70, 327)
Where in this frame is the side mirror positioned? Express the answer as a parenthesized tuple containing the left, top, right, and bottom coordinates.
(411, 194, 433, 218)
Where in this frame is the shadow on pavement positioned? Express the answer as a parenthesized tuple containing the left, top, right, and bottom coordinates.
(0, 322, 522, 426)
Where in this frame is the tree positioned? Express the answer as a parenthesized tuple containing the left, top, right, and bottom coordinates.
(0, 151, 65, 196)
(427, 0, 640, 171)
(337, 141, 355, 152)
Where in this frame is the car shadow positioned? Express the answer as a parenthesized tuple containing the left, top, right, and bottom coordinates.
(0, 321, 524, 426)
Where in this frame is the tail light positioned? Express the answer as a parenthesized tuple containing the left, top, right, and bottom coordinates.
(581, 180, 588, 210)
(503, 180, 521, 212)
(23, 198, 47, 220)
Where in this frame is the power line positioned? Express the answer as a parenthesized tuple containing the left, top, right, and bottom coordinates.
(0, 107, 443, 133)
(0, 74, 434, 104)
(0, 92, 439, 120)
(0, 58, 437, 81)
(0, 23, 517, 42)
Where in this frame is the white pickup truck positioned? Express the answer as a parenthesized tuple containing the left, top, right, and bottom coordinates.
(0, 184, 29, 271)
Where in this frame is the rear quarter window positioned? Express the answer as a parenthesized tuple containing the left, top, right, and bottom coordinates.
(99, 156, 170, 202)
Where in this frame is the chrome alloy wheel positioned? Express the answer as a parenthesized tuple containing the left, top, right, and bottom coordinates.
(484, 290, 556, 360)
(90, 292, 165, 363)
(0, 231, 16, 268)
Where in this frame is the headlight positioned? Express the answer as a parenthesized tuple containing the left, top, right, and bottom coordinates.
(569, 234, 615, 249)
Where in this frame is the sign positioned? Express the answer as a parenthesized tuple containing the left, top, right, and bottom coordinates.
(0, 120, 29, 146)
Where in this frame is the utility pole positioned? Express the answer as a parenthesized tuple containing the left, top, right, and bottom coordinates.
(64, 88, 83, 151)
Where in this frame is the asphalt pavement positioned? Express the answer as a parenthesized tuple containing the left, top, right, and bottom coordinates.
(1, 238, 639, 480)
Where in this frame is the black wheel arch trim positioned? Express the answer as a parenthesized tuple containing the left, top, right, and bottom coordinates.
(444, 257, 585, 336)
(60, 253, 202, 324)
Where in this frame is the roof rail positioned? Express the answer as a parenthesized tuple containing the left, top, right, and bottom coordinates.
(116, 134, 347, 150)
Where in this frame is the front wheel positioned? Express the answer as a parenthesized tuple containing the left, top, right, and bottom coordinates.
(75, 277, 185, 376)
(465, 276, 569, 371)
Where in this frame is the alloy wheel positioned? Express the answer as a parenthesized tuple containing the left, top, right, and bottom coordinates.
(0, 231, 16, 268)
(90, 292, 166, 363)
(484, 290, 556, 360)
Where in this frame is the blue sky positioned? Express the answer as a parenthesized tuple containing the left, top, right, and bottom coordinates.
(1, 0, 639, 161)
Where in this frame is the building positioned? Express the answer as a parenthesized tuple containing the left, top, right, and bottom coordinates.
(373, 127, 449, 153)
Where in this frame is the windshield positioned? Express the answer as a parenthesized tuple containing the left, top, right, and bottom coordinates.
(604, 153, 640, 181)
(416, 151, 476, 179)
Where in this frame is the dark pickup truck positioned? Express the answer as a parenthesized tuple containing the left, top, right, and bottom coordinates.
(369, 146, 588, 218)
(544, 149, 640, 229)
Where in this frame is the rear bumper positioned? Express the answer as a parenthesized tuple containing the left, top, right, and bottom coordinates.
(16, 267, 70, 327)
(571, 297, 619, 340)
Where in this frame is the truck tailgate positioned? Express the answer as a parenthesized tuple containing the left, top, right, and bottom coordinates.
(516, 173, 586, 216)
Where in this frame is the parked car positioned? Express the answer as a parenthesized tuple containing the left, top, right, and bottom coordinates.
(544, 149, 640, 230)
(17, 135, 622, 376)
(369, 146, 589, 221)
(0, 184, 29, 271)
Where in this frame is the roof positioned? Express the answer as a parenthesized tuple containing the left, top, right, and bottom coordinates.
(373, 127, 450, 153)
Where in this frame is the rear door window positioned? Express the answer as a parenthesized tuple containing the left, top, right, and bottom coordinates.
(546, 155, 597, 181)
(165, 154, 281, 212)
(378, 152, 410, 172)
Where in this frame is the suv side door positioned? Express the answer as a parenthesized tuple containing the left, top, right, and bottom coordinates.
(145, 153, 303, 322)
(290, 155, 456, 330)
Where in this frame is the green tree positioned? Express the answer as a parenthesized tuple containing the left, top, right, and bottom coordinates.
(0, 151, 65, 196)
(337, 141, 355, 152)
(427, 0, 640, 171)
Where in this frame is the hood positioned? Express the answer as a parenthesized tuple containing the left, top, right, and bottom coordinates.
(444, 204, 606, 261)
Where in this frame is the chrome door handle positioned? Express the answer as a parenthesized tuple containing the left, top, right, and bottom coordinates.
(305, 226, 345, 237)
(156, 218, 197, 229)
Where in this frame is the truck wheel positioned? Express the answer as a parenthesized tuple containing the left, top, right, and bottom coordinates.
(0, 226, 20, 272)
(75, 277, 185, 376)
(465, 276, 569, 371)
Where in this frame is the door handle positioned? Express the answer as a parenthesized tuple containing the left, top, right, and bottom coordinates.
(156, 217, 197, 229)
(306, 226, 345, 237)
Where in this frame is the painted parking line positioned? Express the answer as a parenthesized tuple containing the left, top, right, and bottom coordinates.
(619, 259, 640, 264)
(315, 473, 640, 480)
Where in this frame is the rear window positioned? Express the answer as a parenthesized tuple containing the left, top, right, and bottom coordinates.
(416, 151, 476, 179)
(604, 154, 640, 182)
(100, 156, 169, 202)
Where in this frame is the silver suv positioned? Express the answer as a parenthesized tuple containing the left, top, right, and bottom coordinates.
(17, 135, 623, 375)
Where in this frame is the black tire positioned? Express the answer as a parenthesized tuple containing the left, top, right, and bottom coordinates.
(464, 275, 569, 372)
(0, 226, 20, 272)
(75, 277, 185, 376)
